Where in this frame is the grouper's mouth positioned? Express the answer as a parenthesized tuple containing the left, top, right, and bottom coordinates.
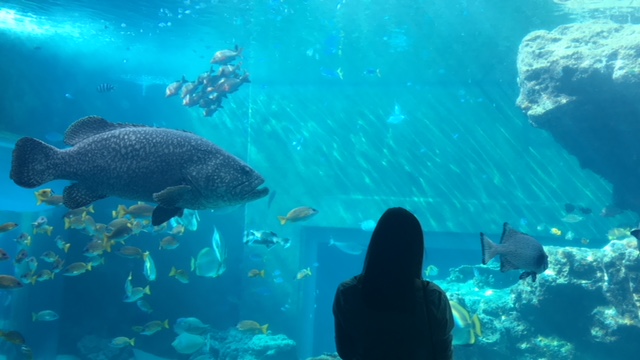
(234, 176, 269, 202)
(245, 186, 269, 201)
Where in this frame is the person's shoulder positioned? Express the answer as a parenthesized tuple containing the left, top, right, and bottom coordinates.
(421, 280, 448, 298)
(337, 275, 361, 293)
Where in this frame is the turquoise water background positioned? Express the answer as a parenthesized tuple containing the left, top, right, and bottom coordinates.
(0, 1, 637, 359)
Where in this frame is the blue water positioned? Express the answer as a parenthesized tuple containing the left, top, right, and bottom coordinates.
(1, 1, 640, 359)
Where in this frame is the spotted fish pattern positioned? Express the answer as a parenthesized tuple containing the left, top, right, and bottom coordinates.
(10, 116, 269, 225)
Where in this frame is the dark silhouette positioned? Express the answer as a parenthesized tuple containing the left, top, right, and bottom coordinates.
(333, 207, 454, 360)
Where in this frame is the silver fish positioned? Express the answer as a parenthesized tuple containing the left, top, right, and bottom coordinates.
(191, 248, 225, 278)
(10, 116, 269, 226)
(143, 252, 156, 281)
(211, 227, 226, 263)
(328, 238, 365, 255)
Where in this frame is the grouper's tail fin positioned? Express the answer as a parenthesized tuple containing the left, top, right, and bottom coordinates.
(10, 137, 62, 188)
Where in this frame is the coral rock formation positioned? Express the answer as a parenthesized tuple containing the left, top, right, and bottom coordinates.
(516, 20, 640, 214)
(445, 238, 640, 359)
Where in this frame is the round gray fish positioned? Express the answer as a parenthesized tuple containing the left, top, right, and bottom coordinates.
(10, 116, 269, 225)
(480, 222, 548, 282)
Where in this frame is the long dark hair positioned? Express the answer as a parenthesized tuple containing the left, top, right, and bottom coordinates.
(361, 207, 425, 310)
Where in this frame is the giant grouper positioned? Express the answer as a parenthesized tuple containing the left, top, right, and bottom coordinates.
(10, 115, 269, 225)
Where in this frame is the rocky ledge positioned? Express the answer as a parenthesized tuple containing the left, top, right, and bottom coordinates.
(440, 238, 640, 359)
(516, 20, 640, 215)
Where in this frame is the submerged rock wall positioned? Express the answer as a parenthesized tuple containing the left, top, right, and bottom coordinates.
(446, 238, 640, 359)
(516, 20, 640, 214)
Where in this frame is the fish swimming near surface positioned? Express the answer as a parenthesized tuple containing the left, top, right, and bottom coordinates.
(480, 222, 548, 282)
(210, 45, 243, 65)
(10, 116, 269, 226)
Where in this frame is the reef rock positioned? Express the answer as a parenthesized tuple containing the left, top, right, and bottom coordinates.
(516, 20, 640, 214)
(305, 354, 341, 360)
(443, 238, 640, 359)
(209, 329, 297, 360)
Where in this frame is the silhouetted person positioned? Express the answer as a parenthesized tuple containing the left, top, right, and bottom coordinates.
(333, 207, 454, 360)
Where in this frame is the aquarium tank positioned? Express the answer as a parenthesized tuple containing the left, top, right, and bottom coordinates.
(2, 0, 640, 359)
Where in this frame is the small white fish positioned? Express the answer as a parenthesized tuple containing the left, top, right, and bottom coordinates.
(328, 238, 365, 255)
(191, 248, 225, 278)
(561, 214, 583, 223)
(170, 210, 200, 231)
(211, 227, 226, 263)
(424, 265, 439, 277)
(182, 210, 200, 231)
(387, 102, 405, 124)
(32, 310, 59, 321)
(142, 252, 156, 281)
(360, 219, 377, 231)
(564, 231, 575, 241)
(124, 272, 133, 297)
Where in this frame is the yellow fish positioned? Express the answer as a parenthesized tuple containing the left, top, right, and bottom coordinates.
(141, 320, 169, 335)
(248, 269, 265, 278)
(110, 337, 134, 347)
(450, 301, 482, 345)
(62, 262, 92, 276)
(169, 266, 190, 284)
(295, 267, 312, 280)
(278, 206, 319, 225)
(550, 228, 562, 236)
(236, 320, 268, 334)
(112, 202, 154, 219)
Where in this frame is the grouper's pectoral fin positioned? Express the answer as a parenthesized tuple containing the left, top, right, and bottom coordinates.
(152, 206, 184, 226)
(151, 185, 191, 226)
(63, 183, 107, 209)
(153, 185, 192, 207)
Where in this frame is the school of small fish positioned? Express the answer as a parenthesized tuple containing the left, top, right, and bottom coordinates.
(0, 186, 323, 354)
(165, 45, 249, 117)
